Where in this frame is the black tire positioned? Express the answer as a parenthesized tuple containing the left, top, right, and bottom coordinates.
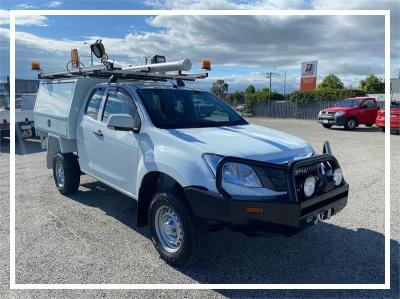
(148, 189, 208, 267)
(365, 123, 374, 127)
(322, 124, 332, 128)
(52, 153, 80, 195)
(380, 127, 385, 132)
(344, 118, 357, 130)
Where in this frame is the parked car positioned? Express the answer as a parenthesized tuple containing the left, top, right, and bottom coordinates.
(318, 97, 379, 130)
(375, 100, 400, 132)
(0, 96, 36, 140)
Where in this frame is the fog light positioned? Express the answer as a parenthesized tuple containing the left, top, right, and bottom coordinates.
(304, 175, 316, 197)
(333, 168, 343, 186)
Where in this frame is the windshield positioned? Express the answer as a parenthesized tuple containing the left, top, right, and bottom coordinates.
(336, 99, 360, 107)
(137, 88, 248, 129)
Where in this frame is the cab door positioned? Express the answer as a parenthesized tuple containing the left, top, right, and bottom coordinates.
(359, 99, 379, 124)
(76, 87, 106, 173)
(92, 87, 141, 196)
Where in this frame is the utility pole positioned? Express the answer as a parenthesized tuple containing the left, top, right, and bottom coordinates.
(266, 72, 275, 102)
(273, 68, 287, 98)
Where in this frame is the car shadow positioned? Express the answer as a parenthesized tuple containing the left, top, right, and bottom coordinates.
(1, 136, 45, 155)
(0, 137, 10, 154)
(15, 136, 44, 155)
(328, 126, 382, 133)
(66, 180, 397, 292)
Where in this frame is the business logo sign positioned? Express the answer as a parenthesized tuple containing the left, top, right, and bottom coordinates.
(300, 61, 318, 91)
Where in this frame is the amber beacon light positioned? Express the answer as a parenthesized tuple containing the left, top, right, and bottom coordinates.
(31, 61, 41, 70)
(70, 49, 80, 68)
(201, 59, 211, 70)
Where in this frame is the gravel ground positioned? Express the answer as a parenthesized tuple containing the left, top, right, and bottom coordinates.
(0, 118, 399, 298)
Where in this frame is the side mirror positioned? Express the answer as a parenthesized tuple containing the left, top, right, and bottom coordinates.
(107, 114, 140, 132)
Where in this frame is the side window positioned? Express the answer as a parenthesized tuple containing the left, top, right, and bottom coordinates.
(102, 89, 137, 123)
(85, 88, 105, 119)
(361, 99, 375, 108)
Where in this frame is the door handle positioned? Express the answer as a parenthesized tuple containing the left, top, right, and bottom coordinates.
(93, 129, 103, 137)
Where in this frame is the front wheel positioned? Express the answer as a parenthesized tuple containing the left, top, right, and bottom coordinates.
(322, 124, 332, 129)
(344, 118, 357, 130)
(53, 153, 80, 195)
(149, 190, 208, 267)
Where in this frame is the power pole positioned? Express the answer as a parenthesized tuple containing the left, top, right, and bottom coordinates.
(266, 72, 273, 102)
(273, 68, 287, 98)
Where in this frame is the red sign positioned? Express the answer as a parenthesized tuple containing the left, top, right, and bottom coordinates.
(300, 77, 317, 91)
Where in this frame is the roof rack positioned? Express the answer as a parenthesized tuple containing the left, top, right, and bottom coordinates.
(33, 41, 211, 85)
(37, 58, 208, 83)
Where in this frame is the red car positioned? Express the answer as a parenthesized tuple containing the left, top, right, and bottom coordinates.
(375, 101, 400, 132)
(318, 97, 379, 130)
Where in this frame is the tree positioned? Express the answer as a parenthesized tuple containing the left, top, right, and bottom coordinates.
(211, 80, 229, 99)
(318, 74, 344, 89)
(360, 74, 385, 93)
(245, 84, 256, 94)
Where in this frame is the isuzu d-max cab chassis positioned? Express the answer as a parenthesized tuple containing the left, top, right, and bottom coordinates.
(34, 44, 349, 266)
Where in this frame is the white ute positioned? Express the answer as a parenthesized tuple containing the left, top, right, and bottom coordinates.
(34, 42, 349, 266)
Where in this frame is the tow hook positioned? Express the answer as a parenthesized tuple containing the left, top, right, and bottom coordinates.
(308, 208, 332, 225)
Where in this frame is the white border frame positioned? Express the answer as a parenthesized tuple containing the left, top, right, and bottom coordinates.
(9, 9, 391, 290)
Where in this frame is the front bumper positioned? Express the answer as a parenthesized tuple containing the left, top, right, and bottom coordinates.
(318, 114, 346, 126)
(185, 152, 349, 234)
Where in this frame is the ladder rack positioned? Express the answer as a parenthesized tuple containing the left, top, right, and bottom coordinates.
(37, 59, 209, 82)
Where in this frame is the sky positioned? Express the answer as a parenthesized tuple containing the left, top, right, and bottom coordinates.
(0, 0, 398, 93)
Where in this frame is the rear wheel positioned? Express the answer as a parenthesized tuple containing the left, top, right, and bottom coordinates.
(149, 189, 208, 267)
(322, 124, 332, 129)
(53, 153, 80, 195)
(344, 118, 357, 130)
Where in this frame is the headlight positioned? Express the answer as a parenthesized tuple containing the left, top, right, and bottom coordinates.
(303, 175, 316, 197)
(222, 162, 262, 188)
(203, 154, 223, 176)
(335, 111, 345, 117)
(333, 168, 343, 186)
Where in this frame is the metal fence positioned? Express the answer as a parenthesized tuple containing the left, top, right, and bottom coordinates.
(253, 101, 337, 120)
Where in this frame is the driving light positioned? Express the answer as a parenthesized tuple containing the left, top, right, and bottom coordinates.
(151, 55, 166, 64)
(90, 40, 106, 58)
(222, 162, 262, 188)
(333, 168, 343, 186)
(303, 175, 316, 197)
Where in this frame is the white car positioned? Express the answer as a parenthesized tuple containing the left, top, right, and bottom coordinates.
(34, 49, 348, 266)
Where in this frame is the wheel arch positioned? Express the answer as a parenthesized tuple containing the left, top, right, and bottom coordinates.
(46, 134, 78, 169)
(137, 171, 187, 227)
